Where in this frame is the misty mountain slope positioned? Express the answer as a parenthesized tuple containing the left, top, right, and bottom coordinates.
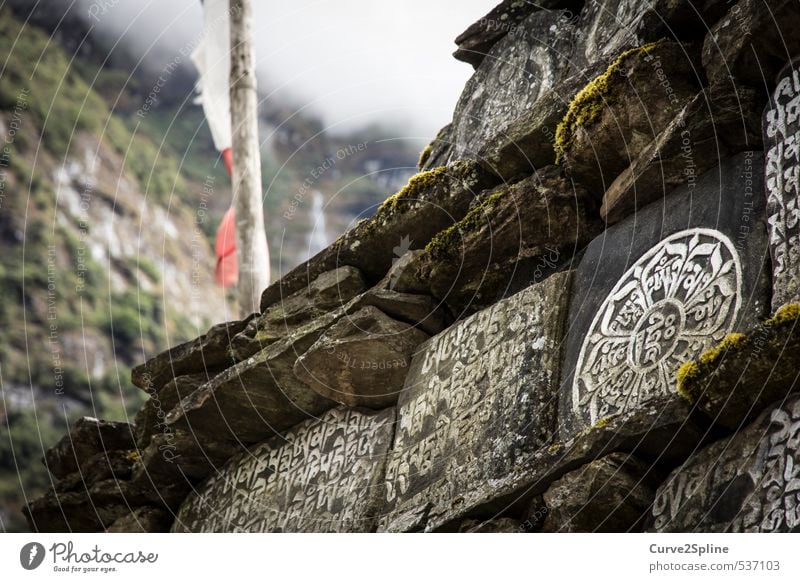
(0, 8, 229, 532)
(0, 3, 420, 531)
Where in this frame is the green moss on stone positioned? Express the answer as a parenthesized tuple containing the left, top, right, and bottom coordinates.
(379, 166, 448, 217)
(677, 333, 749, 402)
(554, 41, 662, 163)
(418, 143, 433, 168)
(425, 188, 507, 258)
(676, 361, 701, 401)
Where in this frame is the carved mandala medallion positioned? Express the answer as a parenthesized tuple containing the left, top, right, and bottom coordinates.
(573, 229, 743, 423)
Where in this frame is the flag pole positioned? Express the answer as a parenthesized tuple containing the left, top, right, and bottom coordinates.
(229, 0, 270, 315)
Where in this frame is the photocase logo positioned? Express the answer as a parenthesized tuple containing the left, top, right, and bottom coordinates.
(20, 542, 46, 570)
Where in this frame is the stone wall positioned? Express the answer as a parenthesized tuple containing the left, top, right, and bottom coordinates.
(25, 0, 800, 533)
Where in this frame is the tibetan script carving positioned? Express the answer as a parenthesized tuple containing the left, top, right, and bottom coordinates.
(380, 272, 571, 531)
(172, 407, 394, 532)
(573, 229, 742, 424)
(652, 396, 800, 532)
(765, 59, 800, 310)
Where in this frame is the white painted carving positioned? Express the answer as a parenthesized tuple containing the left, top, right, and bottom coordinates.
(765, 64, 800, 309)
(172, 407, 393, 532)
(573, 229, 743, 423)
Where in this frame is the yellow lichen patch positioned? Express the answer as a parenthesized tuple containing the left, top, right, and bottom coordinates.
(547, 442, 563, 454)
(124, 450, 141, 463)
(698, 332, 750, 367)
(554, 41, 662, 163)
(378, 165, 448, 217)
(593, 416, 613, 429)
(767, 302, 800, 326)
(676, 360, 701, 401)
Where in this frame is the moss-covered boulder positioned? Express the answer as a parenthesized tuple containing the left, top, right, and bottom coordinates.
(420, 166, 601, 315)
(676, 303, 800, 430)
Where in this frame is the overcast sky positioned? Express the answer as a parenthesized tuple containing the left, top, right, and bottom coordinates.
(86, 0, 499, 139)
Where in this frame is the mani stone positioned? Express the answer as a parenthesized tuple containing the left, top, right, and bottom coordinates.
(171, 407, 394, 532)
(702, 0, 800, 90)
(294, 306, 429, 409)
(560, 152, 770, 439)
(379, 271, 572, 532)
(446, 9, 576, 164)
(764, 58, 800, 311)
(650, 394, 800, 532)
(540, 453, 657, 533)
(452, 0, 582, 68)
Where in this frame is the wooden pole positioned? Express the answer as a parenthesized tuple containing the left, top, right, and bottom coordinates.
(229, 0, 270, 315)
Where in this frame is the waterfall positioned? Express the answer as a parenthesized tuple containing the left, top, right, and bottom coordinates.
(306, 190, 329, 258)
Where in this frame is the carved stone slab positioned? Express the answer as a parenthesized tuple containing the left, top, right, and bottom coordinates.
(650, 394, 800, 532)
(560, 153, 770, 438)
(171, 407, 395, 532)
(764, 58, 800, 311)
(447, 9, 575, 162)
(379, 271, 572, 532)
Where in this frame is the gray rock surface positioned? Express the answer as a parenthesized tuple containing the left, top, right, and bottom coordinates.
(601, 87, 763, 223)
(165, 314, 338, 447)
(703, 0, 800, 90)
(44, 417, 135, 480)
(231, 266, 366, 360)
(294, 306, 429, 409)
(106, 507, 173, 533)
(540, 453, 657, 532)
(131, 316, 254, 393)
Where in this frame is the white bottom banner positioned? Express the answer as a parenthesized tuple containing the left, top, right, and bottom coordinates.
(1, 534, 798, 581)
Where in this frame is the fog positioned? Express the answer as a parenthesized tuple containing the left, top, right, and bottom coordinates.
(79, 0, 498, 139)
